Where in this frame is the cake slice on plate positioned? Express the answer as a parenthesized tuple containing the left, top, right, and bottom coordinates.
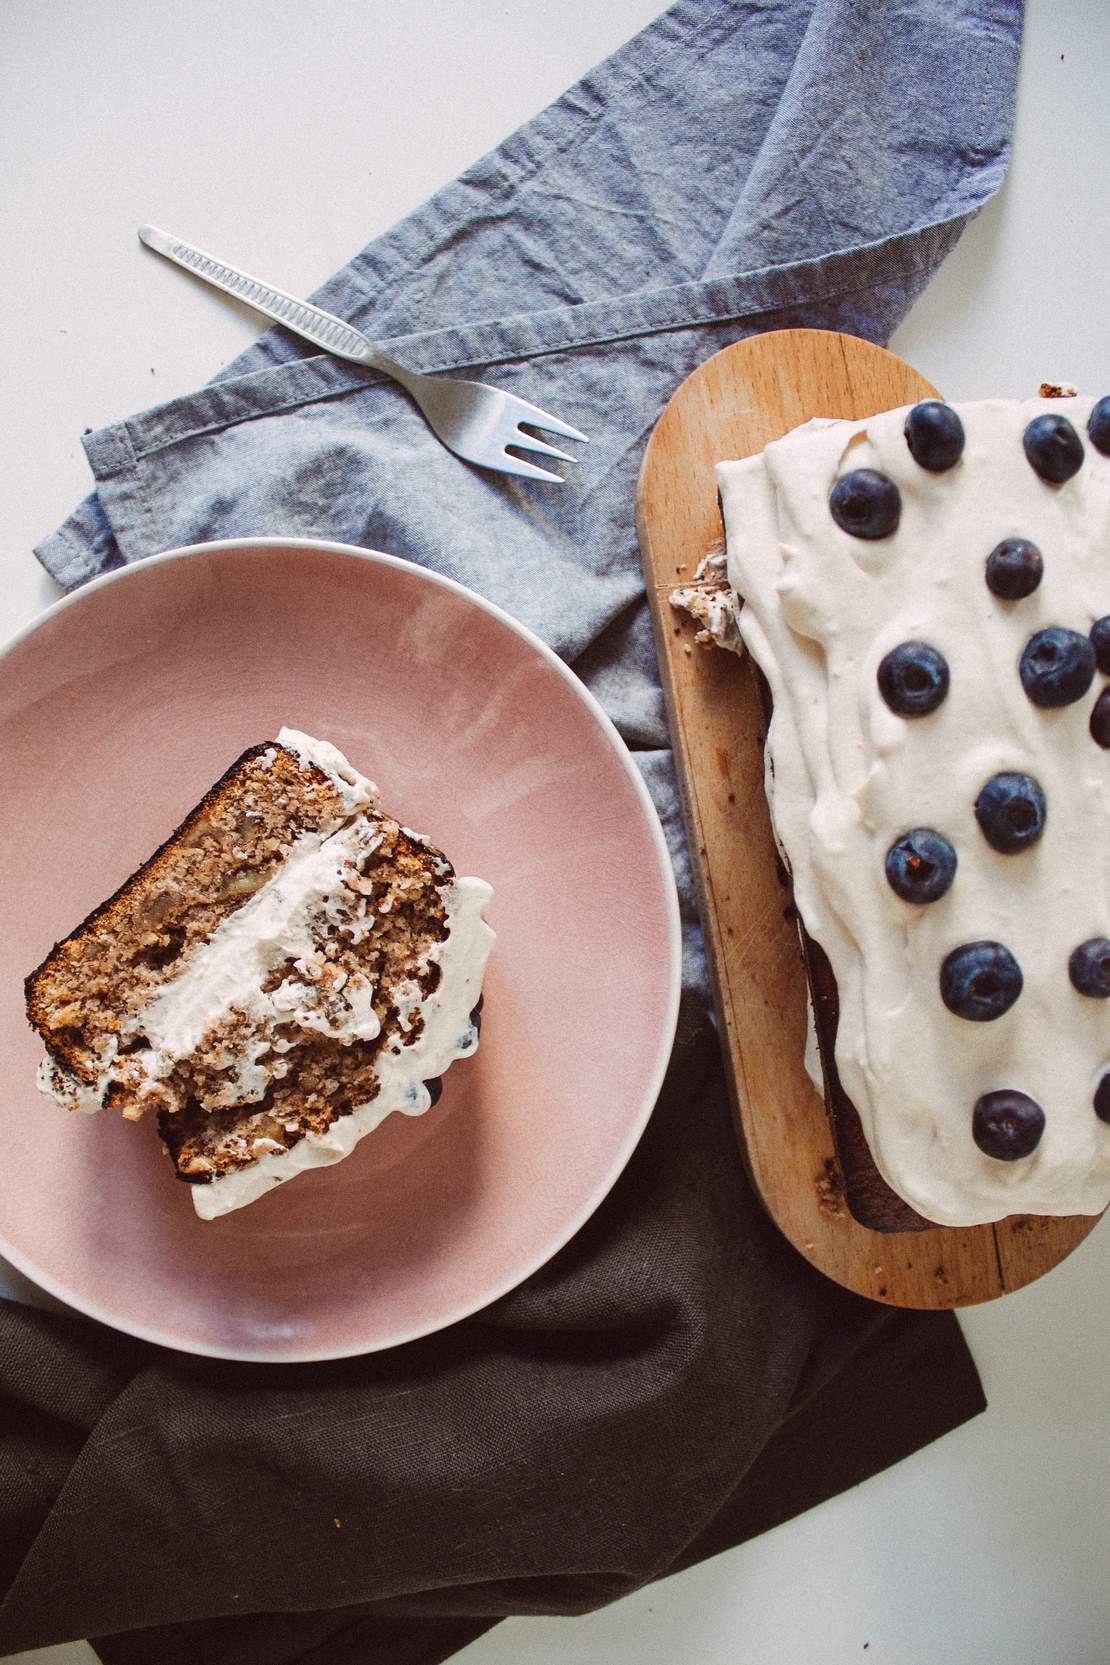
(26, 729, 494, 1219)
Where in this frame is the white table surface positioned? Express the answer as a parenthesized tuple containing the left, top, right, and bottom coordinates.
(2, 3, 1107, 1663)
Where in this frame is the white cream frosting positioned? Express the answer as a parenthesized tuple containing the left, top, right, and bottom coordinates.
(37, 1046, 116, 1116)
(190, 873, 492, 1219)
(717, 397, 1110, 1226)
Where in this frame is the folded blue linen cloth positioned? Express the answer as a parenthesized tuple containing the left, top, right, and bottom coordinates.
(36, 0, 1022, 1005)
(4, 4, 1022, 1660)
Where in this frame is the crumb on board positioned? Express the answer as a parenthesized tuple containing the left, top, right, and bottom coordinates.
(816, 1158, 846, 1218)
(668, 544, 745, 654)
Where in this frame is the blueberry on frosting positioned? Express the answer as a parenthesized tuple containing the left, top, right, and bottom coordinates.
(1068, 937, 1110, 998)
(904, 401, 965, 472)
(1087, 397, 1110, 456)
(940, 941, 1023, 1021)
(1091, 687, 1110, 748)
(974, 772, 1046, 854)
(1019, 627, 1096, 707)
(885, 829, 957, 903)
(972, 1090, 1045, 1161)
(985, 537, 1043, 600)
(829, 469, 901, 539)
(877, 641, 949, 716)
(1023, 413, 1084, 483)
(1095, 1073, 1110, 1124)
(1090, 616, 1110, 674)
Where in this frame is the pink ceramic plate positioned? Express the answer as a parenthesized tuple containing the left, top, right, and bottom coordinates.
(0, 540, 680, 1361)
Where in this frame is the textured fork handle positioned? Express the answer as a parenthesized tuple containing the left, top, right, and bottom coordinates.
(137, 223, 406, 375)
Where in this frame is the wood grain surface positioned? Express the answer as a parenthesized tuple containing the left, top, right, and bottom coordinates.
(635, 327, 1101, 1309)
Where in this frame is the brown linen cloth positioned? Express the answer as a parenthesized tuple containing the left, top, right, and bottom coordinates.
(0, 1003, 985, 1662)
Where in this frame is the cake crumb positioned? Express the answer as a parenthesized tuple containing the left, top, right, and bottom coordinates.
(816, 1158, 845, 1218)
(668, 544, 744, 652)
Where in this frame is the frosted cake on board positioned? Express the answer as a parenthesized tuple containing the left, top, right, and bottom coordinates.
(689, 392, 1110, 1229)
(26, 729, 494, 1219)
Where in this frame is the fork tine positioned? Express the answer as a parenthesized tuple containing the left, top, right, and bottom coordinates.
(504, 395, 590, 444)
(510, 432, 578, 464)
(495, 451, 565, 484)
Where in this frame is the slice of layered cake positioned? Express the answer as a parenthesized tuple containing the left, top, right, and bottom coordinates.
(26, 730, 494, 1218)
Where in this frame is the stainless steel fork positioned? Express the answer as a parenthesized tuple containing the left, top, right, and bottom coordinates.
(138, 224, 587, 482)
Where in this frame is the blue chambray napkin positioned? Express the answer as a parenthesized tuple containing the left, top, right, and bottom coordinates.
(35, 0, 1022, 1006)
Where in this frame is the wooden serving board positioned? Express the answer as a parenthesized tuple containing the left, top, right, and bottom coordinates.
(635, 328, 1101, 1308)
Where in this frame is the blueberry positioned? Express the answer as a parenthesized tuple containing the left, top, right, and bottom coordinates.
(885, 829, 957, 903)
(1090, 616, 1110, 674)
(423, 1076, 443, 1107)
(904, 401, 965, 472)
(1087, 397, 1110, 455)
(1023, 413, 1084, 483)
(974, 773, 1047, 854)
(877, 641, 949, 716)
(829, 469, 901, 539)
(1091, 688, 1110, 748)
(940, 941, 1023, 1021)
(1095, 1072, 1110, 1123)
(1068, 937, 1110, 998)
(972, 1090, 1045, 1161)
(985, 537, 1043, 600)
(1019, 627, 1096, 707)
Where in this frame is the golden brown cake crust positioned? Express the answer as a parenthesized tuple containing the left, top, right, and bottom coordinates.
(153, 820, 453, 1184)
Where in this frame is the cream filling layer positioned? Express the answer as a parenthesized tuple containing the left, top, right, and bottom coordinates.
(191, 874, 493, 1219)
(718, 397, 1110, 1227)
(135, 817, 390, 1096)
